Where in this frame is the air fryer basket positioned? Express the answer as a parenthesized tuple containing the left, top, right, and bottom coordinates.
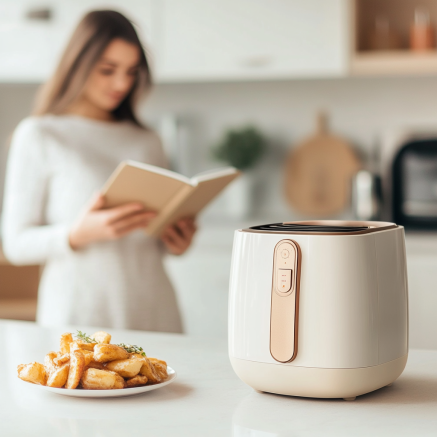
(246, 220, 397, 235)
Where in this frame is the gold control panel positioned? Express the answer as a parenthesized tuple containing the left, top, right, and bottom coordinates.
(277, 269, 292, 293)
(270, 239, 301, 363)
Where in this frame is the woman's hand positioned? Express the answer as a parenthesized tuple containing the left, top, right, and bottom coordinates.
(161, 218, 197, 255)
(69, 193, 156, 250)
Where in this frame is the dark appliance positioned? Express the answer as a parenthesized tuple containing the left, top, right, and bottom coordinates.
(380, 130, 437, 229)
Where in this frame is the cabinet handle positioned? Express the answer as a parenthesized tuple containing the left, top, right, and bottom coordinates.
(239, 55, 273, 68)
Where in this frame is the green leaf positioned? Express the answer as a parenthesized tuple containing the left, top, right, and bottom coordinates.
(74, 330, 98, 344)
(117, 343, 147, 357)
(212, 126, 266, 170)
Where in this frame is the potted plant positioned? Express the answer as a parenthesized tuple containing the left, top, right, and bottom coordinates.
(213, 126, 266, 218)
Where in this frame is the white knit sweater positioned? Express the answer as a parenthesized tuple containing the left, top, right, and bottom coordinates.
(2, 115, 182, 333)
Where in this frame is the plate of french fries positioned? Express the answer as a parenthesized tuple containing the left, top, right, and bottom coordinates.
(17, 330, 176, 398)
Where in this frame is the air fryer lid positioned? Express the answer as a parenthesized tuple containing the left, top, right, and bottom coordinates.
(246, 220, 397, 235)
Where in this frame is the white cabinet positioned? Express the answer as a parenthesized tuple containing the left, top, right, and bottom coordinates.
(0, 0, 154, 83)
(0, 0, 349, 83)
(0, 2, 62, 83)
(154, 0, 349, 82)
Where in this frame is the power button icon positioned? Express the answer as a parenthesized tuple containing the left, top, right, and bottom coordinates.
(281, 249, 289, 259)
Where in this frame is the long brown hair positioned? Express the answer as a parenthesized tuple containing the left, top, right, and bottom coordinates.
(33, 10, 151, 126)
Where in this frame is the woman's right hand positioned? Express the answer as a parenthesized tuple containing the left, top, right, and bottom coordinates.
(69, 193, 156, 250)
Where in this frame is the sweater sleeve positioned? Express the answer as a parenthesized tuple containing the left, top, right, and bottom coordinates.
(149, 129, 170, 170)
(1, 118, 73, 265)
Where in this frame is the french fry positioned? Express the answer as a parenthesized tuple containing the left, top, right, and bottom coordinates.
(81, 368, 116, 390)
(53, 353, 70, 366)
(60, 333, 73, 355)
(92, 331, 111, 344)
(65, 350, 85, 389)
(105, 357, 143, 378)
(17, 362, 47, 386)
(136, 355, 161, 384)
(47, 363, 70, 388)
(86, 360, 105, 370)
(149, 358, 168, 381)
(126, 374, 149, 388)
(106, 370, 126, 389)
(93, 344, 129, 363)
(44, 352, 57, 375)
(70, 340, 97, 352)
(149, 358, 167, 367)
(82, 350, 94, 367)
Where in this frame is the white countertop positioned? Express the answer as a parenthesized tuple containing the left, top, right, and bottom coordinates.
(1, 320, 437, 437)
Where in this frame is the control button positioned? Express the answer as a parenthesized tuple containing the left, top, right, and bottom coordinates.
(281, 249, 290, 259)
(277, 269, 292, 293)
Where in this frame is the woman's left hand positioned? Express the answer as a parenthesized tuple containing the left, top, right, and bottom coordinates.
(161, 218, 197, 255)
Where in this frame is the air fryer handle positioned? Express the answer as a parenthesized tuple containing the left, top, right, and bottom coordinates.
(270, 239, 301, 363)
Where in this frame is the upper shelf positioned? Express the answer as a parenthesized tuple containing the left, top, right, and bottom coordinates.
(352, 0, 437, 76)
(351, 51, 437, 76)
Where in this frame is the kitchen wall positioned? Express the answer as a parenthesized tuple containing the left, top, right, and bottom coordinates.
(2, 77, 437, 341)
(0, 84, 37, 210)
(145, 76, 437, 159)
(144, 77, 437, 342)
(2, 76, 437, 219)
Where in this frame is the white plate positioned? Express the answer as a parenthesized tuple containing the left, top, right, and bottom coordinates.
(30, 366, 177, 398)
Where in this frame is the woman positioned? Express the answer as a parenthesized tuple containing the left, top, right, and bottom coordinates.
(2, 10, 196, 332)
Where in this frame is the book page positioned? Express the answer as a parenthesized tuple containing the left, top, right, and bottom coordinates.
(149, 171, 240, 236)
(102, 162, 191, 210)
(192, 167, 239, 183)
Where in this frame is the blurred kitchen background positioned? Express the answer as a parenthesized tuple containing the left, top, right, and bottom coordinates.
(2, 0, 437, 348)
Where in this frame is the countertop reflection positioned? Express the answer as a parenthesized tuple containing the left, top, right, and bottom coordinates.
(1, 320, 437, 437)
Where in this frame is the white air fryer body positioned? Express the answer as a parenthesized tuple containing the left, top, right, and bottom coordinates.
(228, 221, 408, 399)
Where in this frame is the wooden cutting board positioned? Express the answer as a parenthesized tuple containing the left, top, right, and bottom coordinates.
(284, 113, 361, 216)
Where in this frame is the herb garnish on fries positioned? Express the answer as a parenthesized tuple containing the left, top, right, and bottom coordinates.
(75, 330, 99, 344)
(118, 343, 146, 356)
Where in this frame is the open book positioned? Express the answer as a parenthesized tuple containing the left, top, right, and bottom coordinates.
(102, 161, 240, 237)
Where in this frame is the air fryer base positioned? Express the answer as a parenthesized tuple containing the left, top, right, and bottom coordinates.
(230, 354, 408, 399)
